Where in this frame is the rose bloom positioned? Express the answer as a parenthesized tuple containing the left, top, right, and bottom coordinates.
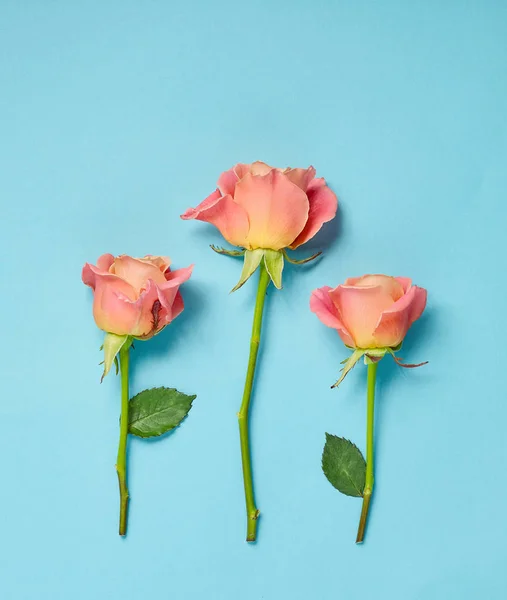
(181, 161, 337, 250)
(310, 275, 427, 349)
(82, 254, 193, 339)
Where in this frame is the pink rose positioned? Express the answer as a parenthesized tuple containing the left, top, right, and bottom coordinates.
(310, 275, 427, 349)
(82, 254, 193, 339)
(181, 161, 337, 250)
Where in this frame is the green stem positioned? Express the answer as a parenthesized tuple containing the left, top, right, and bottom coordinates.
(238, 262, 270, 542)
(356, 361, 378, 543)
(116, 345, 130, 536)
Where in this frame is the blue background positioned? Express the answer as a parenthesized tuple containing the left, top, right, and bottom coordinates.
(1, 1, 506, 598)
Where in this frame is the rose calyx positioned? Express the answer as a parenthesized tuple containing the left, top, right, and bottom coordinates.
(331, 344, 427, 389)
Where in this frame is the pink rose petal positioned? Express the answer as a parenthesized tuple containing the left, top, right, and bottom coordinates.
(181, 190, 250, 247)
(310, 286, 355, 347)
(234, 171, 309, 250)
(289, 177, 337, 249)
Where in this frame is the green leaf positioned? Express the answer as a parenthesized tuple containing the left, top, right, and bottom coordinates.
(101, 333, 130, 382)
(128, 387, 196, 438)
(210, 244, 245, 257)
(263, 249, 284, 289)
(231, 249, 264, 292)
(331, 349, 365, 388)
(322, 434, 366, 497)
(283, 249, 322, 265)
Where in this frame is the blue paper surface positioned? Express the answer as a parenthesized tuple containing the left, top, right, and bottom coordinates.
(1, 1, 506, 598)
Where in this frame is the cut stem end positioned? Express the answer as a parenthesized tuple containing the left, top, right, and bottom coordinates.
(356, 491, 372, 544)
(118, 481, 129, 536)
(246, 513, 259, 542)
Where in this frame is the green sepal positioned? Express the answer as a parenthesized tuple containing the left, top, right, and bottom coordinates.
(101, 333, 131, 382)
(322, 434, 366, 497)
(333, 343, 426, 385)
(283, 249, 322, 265)
(128, 387, 196, 438)
(231, 249, 264, 292)
(387, 347, 428, 368)
(210, 244, 245, 257)
(263, 249, 284, 289)
(331, 349, 365, 388)
(364, 348, 388, 364)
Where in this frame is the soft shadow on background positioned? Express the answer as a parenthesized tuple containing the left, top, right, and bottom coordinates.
(283, 207, 344, 292)
(129, 281, 206, 379)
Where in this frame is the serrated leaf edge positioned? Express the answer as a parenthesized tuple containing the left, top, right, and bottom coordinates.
(128, 387, 196, 439)
(322, 433, 366, 498)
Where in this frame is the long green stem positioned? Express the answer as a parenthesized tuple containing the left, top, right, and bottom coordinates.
(356, 361, 378, 543)
(238, 262, 270, 542)
(116, 345, 130, 536)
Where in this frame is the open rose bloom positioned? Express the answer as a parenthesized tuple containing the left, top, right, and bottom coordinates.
(311, 275, 427, 386)
(83, 254, 193, 379)
(82, 254, 193, 339)
(311, 275, 427, 349)
(181, 161, 337, 290)
(182, 161, 337, 250)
